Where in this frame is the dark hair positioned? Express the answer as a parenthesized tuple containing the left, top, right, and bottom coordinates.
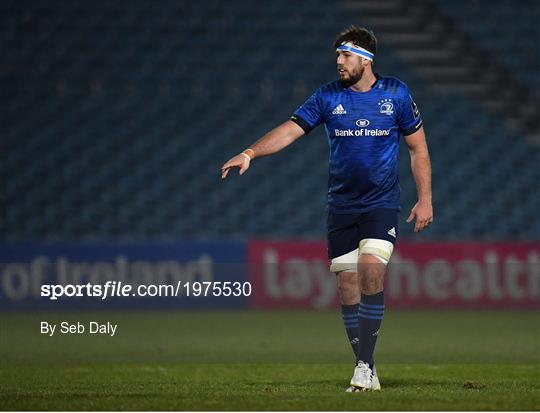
(334, 26, 377, 55)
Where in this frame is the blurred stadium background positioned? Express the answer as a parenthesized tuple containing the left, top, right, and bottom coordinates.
(1, 0, 539, 410)
(2, 0, 540, 241)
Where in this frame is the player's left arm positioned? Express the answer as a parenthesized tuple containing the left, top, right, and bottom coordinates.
(404, 127, 433, 232)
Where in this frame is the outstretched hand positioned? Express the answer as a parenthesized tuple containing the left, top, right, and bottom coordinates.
(406, 200, 433, 232)
(221, 153, 251, 179)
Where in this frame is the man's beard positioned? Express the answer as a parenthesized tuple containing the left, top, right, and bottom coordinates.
(340, 66, 365, 88)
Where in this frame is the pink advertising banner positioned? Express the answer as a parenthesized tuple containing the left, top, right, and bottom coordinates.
(248, 241, 540, 309)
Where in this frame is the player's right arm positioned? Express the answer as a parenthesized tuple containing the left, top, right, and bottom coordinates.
(220, 120, 305, 179)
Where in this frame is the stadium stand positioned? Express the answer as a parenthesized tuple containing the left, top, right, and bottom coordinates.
(432, 0, 540, 100)
(2, 0, 539, 242)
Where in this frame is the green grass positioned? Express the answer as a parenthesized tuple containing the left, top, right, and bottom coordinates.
(1, 310, 539, 410)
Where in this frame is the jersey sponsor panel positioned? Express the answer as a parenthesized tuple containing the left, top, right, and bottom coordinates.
(334, 128, 391, 137)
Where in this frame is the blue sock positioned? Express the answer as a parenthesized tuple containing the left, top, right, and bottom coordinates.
(357, 291, 384, 370)
(341, 303, 360, 359)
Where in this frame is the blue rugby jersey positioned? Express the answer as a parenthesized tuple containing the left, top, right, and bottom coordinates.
(291, 75, 422, 214)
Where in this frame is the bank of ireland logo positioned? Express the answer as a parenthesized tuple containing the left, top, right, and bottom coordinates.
(355, 119, 370, 127)
(378, 98, 394, 115)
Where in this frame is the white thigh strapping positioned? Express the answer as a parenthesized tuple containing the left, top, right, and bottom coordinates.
(329, 248, 358, 273)
(358, 238, 394, 265)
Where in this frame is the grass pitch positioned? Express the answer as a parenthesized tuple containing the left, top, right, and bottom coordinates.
(1, 310, 539, 410)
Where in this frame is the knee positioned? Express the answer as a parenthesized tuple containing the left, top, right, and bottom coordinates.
(338, 272, 357, 295)
(359, 255, 385, 294)
(337, 272, 359, 303)
(360, 275, 383, 294)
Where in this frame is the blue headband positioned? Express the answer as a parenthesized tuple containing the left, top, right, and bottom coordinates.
(336, 42, 374, 61)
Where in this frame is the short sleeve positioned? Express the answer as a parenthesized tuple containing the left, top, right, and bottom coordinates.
(291, 88, 325, 134)
(397, 87, 423, 136)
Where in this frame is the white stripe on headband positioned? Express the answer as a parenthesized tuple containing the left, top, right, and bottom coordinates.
(336, 42, 374, 61)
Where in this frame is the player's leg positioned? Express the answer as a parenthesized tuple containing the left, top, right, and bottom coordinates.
(350, 249, 390, 391)
(357, 249, 387, 369)
(336, 266, 385, 393)
(350, 209, 398, 391)
(334, 268, 364, 393)
(336, 270, 360, 356)
(328, 212, 378, 393)
(351, 252, 387, 390)
(327, 214, 362, 360)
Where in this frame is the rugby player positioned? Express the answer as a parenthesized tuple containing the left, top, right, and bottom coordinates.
(221, 26, 433, 391)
